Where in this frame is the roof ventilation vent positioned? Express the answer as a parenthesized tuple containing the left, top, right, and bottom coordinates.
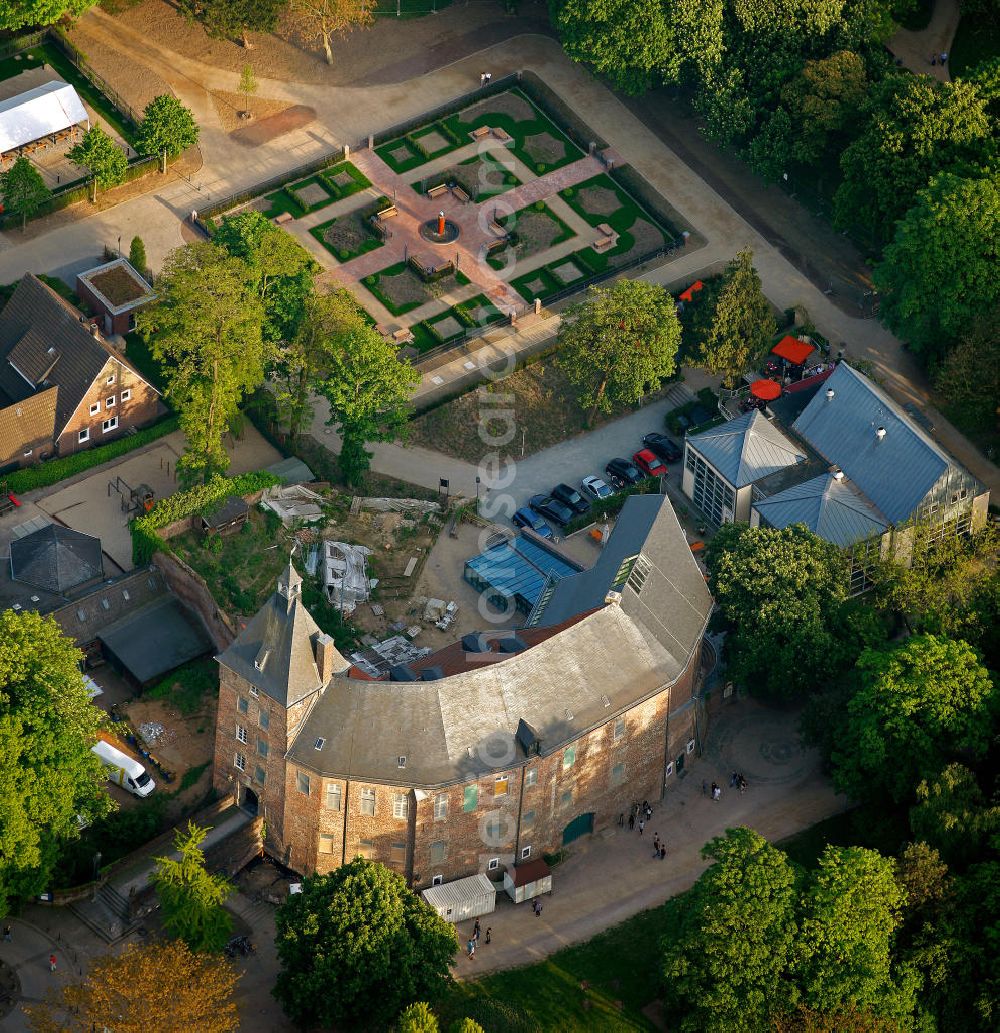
(826, 388, 835, 401)
(461, 632, 490, 653)
(876, 426, 886, 441)
(420, 666, 444, 681)
(833, 470, 845, 481)
(314, 737, 326, 751)
(601, 694, 611, 707)
(604, 590, 623, 606)
(496, 635, 528, 654)
(389, 664, 418, 682)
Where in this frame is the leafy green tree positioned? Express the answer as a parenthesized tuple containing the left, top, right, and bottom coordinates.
(211, 210, 315, 343)
(910, 764, 1000, 868)
(747, 106, 794, 181)
(135, 95, 200, 173)
(397, 1002, 439, 1032)
(706, 524, 872, 701)
(0, 155, 52, 231)
(128, 236, 148, 277)
(138, 242, 268, 484)
(829, 635, 996, 805)
(556, 279, 680, 426)
(275, 287, 366, 440)
(0, 611, 113, 917)
(67, 125, 127, 203)
(669, 0, 723, 85)
(0, 0, 95, 30)
(178, 0, 287, 48)
(152, 822, 232, 952)
(550, 0, 678, 94)
(933, 305, 1000, 436)
(874, 172, 1000, 360)
(697, 248, 775, 387)
(273, 859, 457, 1028)
(835, 75, 993, 243)
(794, 846, 916, 1021)
(237, 64, 257, 116)
(450, 1020, 485, 1033)
(661, 827, 800, 1031)
(695, 65, 754, 146)
(781, 50, 868, 166)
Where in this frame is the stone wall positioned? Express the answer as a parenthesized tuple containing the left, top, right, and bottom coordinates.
(153, 550, 237, 652)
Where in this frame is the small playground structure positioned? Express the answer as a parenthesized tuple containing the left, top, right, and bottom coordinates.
(108, 475, 155, 519)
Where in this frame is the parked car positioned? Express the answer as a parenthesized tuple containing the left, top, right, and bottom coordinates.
(551, 482, 590, 515)
(580, 475, 614, 502)
(605, 457, 644, 489)
(632, 448, 668, 478)
(529, 494, 574, 528)
(642, 432, 682, 463)
(512, 507, 553, 538)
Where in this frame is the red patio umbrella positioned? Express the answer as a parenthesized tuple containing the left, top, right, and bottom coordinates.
(750, 379, 782, 401)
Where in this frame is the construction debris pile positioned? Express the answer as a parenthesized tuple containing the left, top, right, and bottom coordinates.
(261, 484, 325, 525)
(323, 540, 374, 614)
(349, 634, 432, 679)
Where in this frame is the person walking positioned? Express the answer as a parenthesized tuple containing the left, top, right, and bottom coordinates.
(536, 901, 543, 917)
(730, 771, 738, 788)
(659, 844, 667, 860)
(710, 782, 720, 801)
(618, 812, 624, 827)
(652, 834, 661, 855)
(2, 924, 11, 942)
(485, 926, 492, 944)
(628, 811, 635, 831)
(467, 939, 476, 959)
(473, 919, 481, 942)
(49, 954, 57, 973)
(638, 818, 645, 835)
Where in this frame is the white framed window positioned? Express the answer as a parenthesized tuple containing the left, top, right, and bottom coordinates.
(494, 775, 509, 797)
(318, 834, 336, 855)
(121, 388, 132, 401)
(296, 771, 310, 795)
(101, 416, 117, 433)
(521, 846, 531, 859)
(665, 761, 674, 778)
(235, 724, 248, 744)
(360, 788, 376, 815)
(392, 792, 408, 819)
(89, 401, 100, 415)
(78, 428, 89, 443)
(524, 768, 537, 788)
(487, 857, 500, 872)
(234, 752, 246, 772)
(429, 840, 447, 864)
(433, 792, 448, 820)
(106, 395, 116, 408)
(326, 783, 342, 811)
(106, 373, 115, 385)
(431, 874, 444, 886)
(686, 739, 696, 754)
(613, 717, 626, 741)
(248, 684, 258, 697)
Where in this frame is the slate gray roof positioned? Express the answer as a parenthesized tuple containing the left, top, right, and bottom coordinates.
(792, 363, 953, 525)
(687, 410, 806, 488)
(0, 274, 156, 436)
(288, 493, 714, 787)
(752, 473, 888, 547)
(216, 561, 347, 707)
(98, 595, 213, 685)
(9, 523, 104, 594)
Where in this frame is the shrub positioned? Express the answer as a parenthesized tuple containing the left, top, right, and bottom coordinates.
(533, 200, 545, 211)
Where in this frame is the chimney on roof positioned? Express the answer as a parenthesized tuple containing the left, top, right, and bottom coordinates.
(876, 426, 886, 441)
(90, 323, 100, 338)
(826, 388, 835, 401)
(604, 590, 622, 606)
(314, 632, 337, 683)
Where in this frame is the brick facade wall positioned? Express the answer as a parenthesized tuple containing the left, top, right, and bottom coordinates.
(215, 639, 704, 888)
(56, 356, 159, 457)
(153, 550, 237, 653)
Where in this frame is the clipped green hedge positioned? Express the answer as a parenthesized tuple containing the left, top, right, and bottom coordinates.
(6, 417, 179, 495)
(131, 470, 281, 565)
(563, 478, 660, 535)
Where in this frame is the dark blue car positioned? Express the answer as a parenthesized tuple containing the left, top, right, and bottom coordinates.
(512, 507, 553, 538)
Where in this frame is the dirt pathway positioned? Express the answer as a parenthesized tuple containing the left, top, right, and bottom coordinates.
(888, 0, 961, 81)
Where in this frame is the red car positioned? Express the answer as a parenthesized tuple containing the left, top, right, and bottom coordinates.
(632, 448, 668, 477)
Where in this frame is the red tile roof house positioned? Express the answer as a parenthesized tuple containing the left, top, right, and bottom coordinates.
(0, 273, 160, 474)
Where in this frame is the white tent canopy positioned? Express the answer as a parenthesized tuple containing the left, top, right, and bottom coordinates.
(0, 81, 89, 155)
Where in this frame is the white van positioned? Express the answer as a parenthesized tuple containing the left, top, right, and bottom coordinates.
(92, 740, 156, 798)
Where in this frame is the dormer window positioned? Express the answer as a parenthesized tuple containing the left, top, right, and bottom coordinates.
(254, 649, 270, 671)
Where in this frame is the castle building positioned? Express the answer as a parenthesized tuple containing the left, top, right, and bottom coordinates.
(212, 493, 713, 887)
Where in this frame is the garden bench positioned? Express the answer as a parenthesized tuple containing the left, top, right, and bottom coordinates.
(427, 184, 449, 198)
(492, 127, 513, 144)
(488, 220, 507, 238)
(392, 328, 415, 345)
(593, 223, 618, 252)
(469, 125, 491, 142)
(273, 212, 293, 225)
(377, 205, 398, 220)
(450, 185, 471, 203)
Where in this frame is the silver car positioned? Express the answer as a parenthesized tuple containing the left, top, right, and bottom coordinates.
(580, 475, 613, 501)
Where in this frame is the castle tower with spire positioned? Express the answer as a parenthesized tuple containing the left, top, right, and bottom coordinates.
(213, 560, 348, 865)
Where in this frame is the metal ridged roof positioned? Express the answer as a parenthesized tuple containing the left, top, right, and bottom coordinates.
(753, 473, 888, 547)
(687, 409, 807, 488)
(792, 363, 950, 524)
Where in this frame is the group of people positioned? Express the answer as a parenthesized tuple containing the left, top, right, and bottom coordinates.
(929, 51, 948, 66)
(625, 799, 653, 833)
(466, 917, 492, 959)
(651, 834, 667, 861)
(705, 772, 749, 800)
(478, 72, 494, 86)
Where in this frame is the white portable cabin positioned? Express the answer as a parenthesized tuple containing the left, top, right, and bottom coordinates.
(91, 739, 155, 798)
(503, 858, 552, 904)
(421, 873, 496, 923)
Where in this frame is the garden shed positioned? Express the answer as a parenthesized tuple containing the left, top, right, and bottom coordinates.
(421, 873, 496, 923)
(503, 858, 552, 904)
(200, 495, 249, 537)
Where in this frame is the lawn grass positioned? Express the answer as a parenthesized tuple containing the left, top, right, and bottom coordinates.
(0, 50, 44, 82)
(488, 201, 576, 269)
(179, 761, 211, 792)
(376, 133, 435, 175)
(145, 658, 218, 717)
(949, 13, 1000, 77)
(361, 261, 470, 317)
(310, 212, 384, 263)
(318, 160, 372, 200)
(509, 262, 569, 303)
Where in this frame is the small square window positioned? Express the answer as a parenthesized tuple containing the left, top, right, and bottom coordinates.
(665, 761, 674, 778)
(107, 374, 115, 385)
(237, 697, 248, 714)
(259, 709, 270, 730)
(431, 874, 443, 886)
(318, 834, 336, 855)
(234, 752, 246, 772)
(257, 739, 269, 758)
(314, 737, 326, 751)
(248, 684, 258, 698)
(106, 396, 116, 408)
(90, 401, 101, 415)
(434, 792, 448, 820)
(463, 784, 479, 812)
(521, 846, 531, 859)
(392, 792, 408, 819)
(487, 857, 500, 872)
(121, 388, 131, 401)
(524, 768, 537, 788)
(296, 771, 310, 796)
(235, 724, 248, 744)
(254, 766, 266, 786)
(613, 717, 625, 741)
(360, 788, 376, 815)
(430, 840, 447, 864)
(78, 428, 90, 443)
(326, 783, 342, 811)
(563, 746, 576, 770)
(494, 775, 509, 797)
(101, 416, 118, 433)
(23, 449, 32, 458)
